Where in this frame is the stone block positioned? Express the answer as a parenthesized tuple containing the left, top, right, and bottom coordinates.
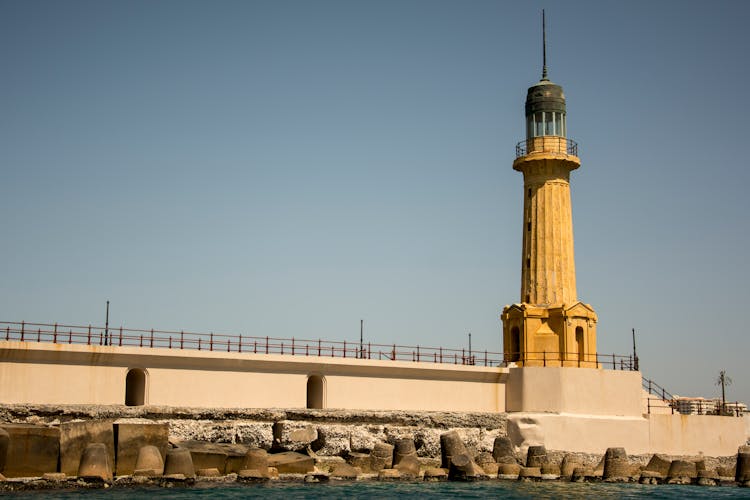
(518, 466, 541, 480)
(197, 468, 221, 477)
(272, 421, 318, 451)
(59, 420, 115, 477)
(378, 468, 400, 481)
(114, 422, 169, 476)
(394, 454, 420, 479)
(423, 467, 447, 481)
(0, 428, 9, 473)
(330, 463, 360, 479)
(346, 451, 372, 472)
(498, 462, 520, 479)
(0, 424, 60, 478)
(267, 451, 314, 473)
(174, 440, 228, 474)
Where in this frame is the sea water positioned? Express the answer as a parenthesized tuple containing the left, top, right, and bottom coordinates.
(3, 482, 749, 499)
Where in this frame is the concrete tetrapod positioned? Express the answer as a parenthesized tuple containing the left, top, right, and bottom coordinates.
(134, 445, 165, 476)
(667, 460, 697, 485)
(0, 428, 8, 473)
(440, 431, 468, 469)
(370, 442, 394, 471)
(643, 454, 671, 477)
(492, 436, 515, 464)
(560, 455, 582, 479)
(242, 448, 268, 475)
(602, 447, 630, 482)
(393, 438, 417, 466)
(394, 454, 420, 479)
(525, 446, 547, 468)
(78, 443, 113, 481)
(448, 453, 482, 481)
(737, 445, 750, 486)
(164, 448, 196, 478)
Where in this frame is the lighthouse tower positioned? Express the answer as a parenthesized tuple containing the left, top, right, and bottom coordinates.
(501, 13, 598, 367)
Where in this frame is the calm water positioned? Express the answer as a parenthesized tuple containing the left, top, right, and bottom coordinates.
(3, 482, 748, 499)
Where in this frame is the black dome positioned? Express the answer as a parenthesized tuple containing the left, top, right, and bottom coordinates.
(525, 79, 566, 117)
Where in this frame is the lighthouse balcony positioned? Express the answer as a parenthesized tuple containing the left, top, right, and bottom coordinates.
(516, 137, 578, 158)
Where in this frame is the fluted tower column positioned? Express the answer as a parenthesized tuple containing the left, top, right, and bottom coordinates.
(501, 21, 598, 368)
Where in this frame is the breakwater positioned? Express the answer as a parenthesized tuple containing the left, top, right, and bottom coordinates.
(0, 404, 747, 491)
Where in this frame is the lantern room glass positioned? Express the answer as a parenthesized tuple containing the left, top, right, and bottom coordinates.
(526, 112, 566, 139)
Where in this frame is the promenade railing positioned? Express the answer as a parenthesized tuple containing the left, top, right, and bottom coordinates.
(1, 320, 634, 370)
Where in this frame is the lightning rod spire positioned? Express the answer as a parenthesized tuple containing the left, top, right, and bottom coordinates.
(542, 9, 548, 81)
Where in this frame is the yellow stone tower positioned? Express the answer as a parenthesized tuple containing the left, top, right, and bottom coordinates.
(501, 13, 597, 367)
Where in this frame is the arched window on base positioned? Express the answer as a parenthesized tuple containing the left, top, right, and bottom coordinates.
(575, 327, 585, 363)
(125, 368, 147, 406)
(509, 327, 521, 363)
(306, 375, 325, 409)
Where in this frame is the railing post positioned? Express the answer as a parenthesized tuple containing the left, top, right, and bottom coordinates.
(87, 325, 91, 345)
(21, 321, 25, 341)
(416, 346, 420, 362)
(139, 334, 143, 348)
(210, 333, 213, 351)
(169, 336, 172, 349)
(254, 341, 257, 354)
(281, 341, 284, 355)
(306, 344, 309, 356)
(69, 329, 72, 344)
(292, 337, 295, 356)
(37, 328, 41, 342)
(318, 339, 321, 356)
(119, 327, 123, 346)
(239, 335, 242, 353)
(53, 323, 57, 343)
(462, 349, 465, 365)
(266, 336, 269, 354)
(5, 326, 9, 341)
(150, 329, 154, 348)
(368, 342, 371, 359)
(439, 347, 443, 363)
(543, 350, 546, 367)
(343, 341, 346, 358)
(611, 353, 615, 369)
(648, 398, 651, 414)
(180, 331, 184, 349)
(392, 344, 396, 361)
(227, 339, 230, 352)
(648, 379, 652, 395)
(198, 338, 201, 350)
(484, 350, 487, 366)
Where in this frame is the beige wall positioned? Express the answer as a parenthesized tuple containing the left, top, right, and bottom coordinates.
(505, 366, 642, 417)
(507, 412, 746, 456)
(0, 341, 506, 412)
(647, 414, 748, 456)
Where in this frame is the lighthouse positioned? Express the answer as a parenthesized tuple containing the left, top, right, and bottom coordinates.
(501, 12, 598, 367)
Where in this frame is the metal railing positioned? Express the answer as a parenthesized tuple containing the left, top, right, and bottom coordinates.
(0, 321, 636, 370)
(515, 137, 578, 157)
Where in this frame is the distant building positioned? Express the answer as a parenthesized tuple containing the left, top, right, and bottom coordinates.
(673, 397, 717, 415)
(673, 397, 747, 416)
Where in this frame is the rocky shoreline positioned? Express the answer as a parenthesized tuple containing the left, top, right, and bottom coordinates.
(0, 404, 748, 490)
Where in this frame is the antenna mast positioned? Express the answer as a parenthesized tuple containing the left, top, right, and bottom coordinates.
(542, 9, 548, 80)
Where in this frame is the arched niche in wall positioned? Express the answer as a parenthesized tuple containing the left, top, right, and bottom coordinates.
(125, 368, 148, 406)
(306, 374, 325, 409)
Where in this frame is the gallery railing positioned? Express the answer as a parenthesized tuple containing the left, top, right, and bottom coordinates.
(1, 320, 634, 370)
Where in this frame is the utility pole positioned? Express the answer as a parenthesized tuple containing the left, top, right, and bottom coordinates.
(631, 328, 639, 371)
(104, 300, 110, 346)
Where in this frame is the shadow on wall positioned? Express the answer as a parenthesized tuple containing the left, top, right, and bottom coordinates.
(125, 368, 147, 406)
(306, 375, 325, 409)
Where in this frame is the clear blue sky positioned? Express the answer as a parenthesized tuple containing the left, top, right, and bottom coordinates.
(2, 0, 749, 404)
